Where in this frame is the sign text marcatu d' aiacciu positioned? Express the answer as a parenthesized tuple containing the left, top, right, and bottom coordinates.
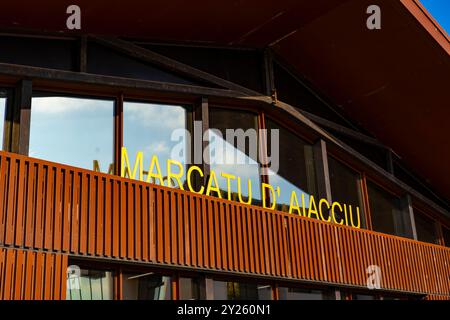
(119, 147, 362, 229)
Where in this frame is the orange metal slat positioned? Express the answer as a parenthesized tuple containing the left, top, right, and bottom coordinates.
(104, 178, 112, 257)
(255, 209, 264, 274)
(79, 173, 89, 254)
(112, 180, 120, 258)
(127, 183, 135, 260)
(14, 160, 26, 247)
(196, 196, 204, 267)
(5, 158, 18, 245)
(96, 177, 105, 256)
(53, 167, 63, 251)
(24, 163, 37, 248)
(135, 184, 142, 261)
(170, 191, 177, 265)
(0, 156, 8, 244)
(141, 185, 149, 261)
(70, 172, 81, 253)
(163, 189, 171, 264)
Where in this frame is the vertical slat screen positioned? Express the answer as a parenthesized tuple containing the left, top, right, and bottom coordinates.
(0, 151, 449, 299)
(0, 247, 67, 300)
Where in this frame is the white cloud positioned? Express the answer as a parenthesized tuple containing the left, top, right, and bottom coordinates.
(32, 97, 113, 114)
(145, 141, 169, 154)
(124, 102, 185, 130)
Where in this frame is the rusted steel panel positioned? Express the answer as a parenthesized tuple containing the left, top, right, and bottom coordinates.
(0, 151, 449, 298)
(0, 247, 67, 300)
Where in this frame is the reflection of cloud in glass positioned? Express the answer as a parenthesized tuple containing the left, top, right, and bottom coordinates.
(209, 131, 261, 200)
(125, 102, 185, 130)
(208, 130, 258, 165)
(67, 271, 113, 300)
(123, 102, 187, 186)
(31, 96, 112, 114)
(29, 97, 114, 172)
(268, 170, 311, 208)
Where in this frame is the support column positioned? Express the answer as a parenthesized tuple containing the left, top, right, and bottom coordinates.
(9, 79, 32, 155)
(313, 139, 332, 203)
(193, 97, 210, 187)
(401, 194, 418, 240)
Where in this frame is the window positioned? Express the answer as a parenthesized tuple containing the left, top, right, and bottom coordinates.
(381, 296, 402, 300)
(0, 90, 6, 149)
(352, 293, 378, 300)
(212, 280, 272, 300)
(123, 101, 189, 188)
(66, 269, 114, 300)
(442, 226, 450, 248)
(414, 210, 438, 244)
(29, 94, 114, 173)
(328, 156, 366, 228)
(179, 277, 203, 300)
(367, 182, 413, 238)
(208, 108, 262, 205)
(278, 287, 329, 300)
(266, 119, 317, 214)
(122, 272, 172, 300)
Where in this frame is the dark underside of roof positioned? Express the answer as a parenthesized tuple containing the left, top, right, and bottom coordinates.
(1, 0, 449, 203)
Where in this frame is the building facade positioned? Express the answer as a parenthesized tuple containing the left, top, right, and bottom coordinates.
(0, 0, 449, 300)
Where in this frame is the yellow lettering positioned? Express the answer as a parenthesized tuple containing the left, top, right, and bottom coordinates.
(349, 205, 361, 229)
(262, 183, 276, 210)
(221, 172, 236, 200)
(237, 176, 252, 205)
(301, 193, 306, 216)
(167, 159, 184, 190)
(146, 155, 164, 185)
(121, 147, 143, 181)
(319, 198, 331, 222)
(206, 171, 222, 198)
(307, 195, 320, 219)
(289, 191, 302, 215)
(343, 204, 349, 226)
(187, 165, 204, 194)
(331, 202, 344, 225)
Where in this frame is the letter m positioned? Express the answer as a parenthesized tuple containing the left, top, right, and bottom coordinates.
(121, 147, 144, 181)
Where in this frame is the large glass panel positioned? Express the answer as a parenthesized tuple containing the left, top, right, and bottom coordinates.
(0, 90, 6, 149)
(208, 108, 262, 205)
(367, 182, 412, 237)
(442, 226, 450, 247)
(29, 94, 114, 173)
(328, 156, 366, 228)
(266, 119, 317, 214)
(179, 277, 202, 300)
(213, 280, 272, 300)
(122, 272, 172, 300)
(123, 101, 188, 188)
(278, 287, 328, 300)
(415, 210, 438, 244)
(66, 269, 113, 300)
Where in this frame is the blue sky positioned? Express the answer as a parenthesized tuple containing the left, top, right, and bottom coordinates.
(421, 0, 450, 34)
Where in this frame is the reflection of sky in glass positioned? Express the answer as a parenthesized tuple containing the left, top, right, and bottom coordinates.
(29, 96, 114, 172)
(123, 102, 187, 187)
(268, 169, 311, 209)
(67, 271, 113, 300)
(209, 130, 261, 201)
(0, 97, 5, 149)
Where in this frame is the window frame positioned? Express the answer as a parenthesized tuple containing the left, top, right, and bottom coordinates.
(0, 78, 445, 243)
(327, 154, 369, 229)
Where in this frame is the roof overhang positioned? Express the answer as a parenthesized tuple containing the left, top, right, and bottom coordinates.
(0, 0, 449, 202)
